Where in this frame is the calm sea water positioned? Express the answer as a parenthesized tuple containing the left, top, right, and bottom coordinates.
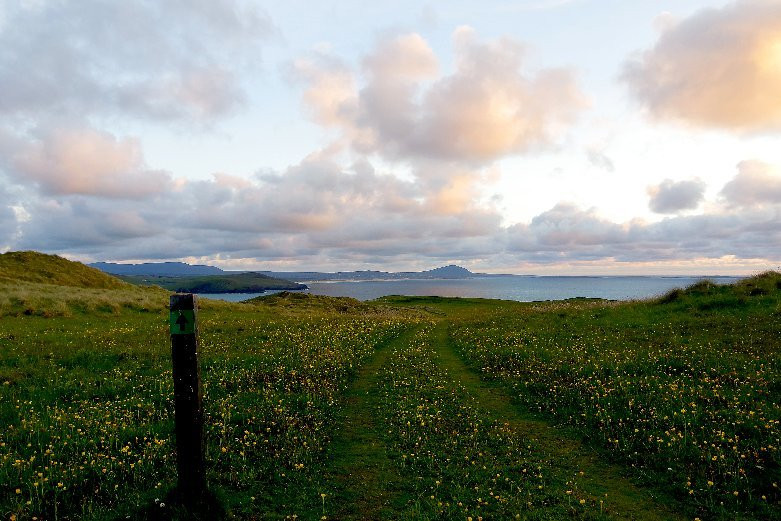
(203, 276, 742, 303)
(305, 276, 742, 302)
(200, 289, 286, 302)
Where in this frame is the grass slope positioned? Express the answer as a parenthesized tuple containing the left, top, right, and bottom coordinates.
(0, 251, 128, 289)
(0, 251, 173, 318)
(120, 272, 305, 293)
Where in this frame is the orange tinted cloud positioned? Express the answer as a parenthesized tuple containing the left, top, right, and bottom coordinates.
(297, 28, 585, 163)
(6, 128, 171, 199)
(624, 0, 781, 132)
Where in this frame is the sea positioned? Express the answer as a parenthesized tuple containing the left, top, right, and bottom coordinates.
(203, 275, 743, 303)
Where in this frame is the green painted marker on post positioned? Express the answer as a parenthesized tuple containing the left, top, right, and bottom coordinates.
(170, 309, 195, 335)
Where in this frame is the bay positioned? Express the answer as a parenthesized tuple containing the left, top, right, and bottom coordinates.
(302, 275, 742, 302)
(199, 275, 743, 303)
(199, 289, 287, 302)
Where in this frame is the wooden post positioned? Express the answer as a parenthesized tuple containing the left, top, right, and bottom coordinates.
(169, 293, 205, 502)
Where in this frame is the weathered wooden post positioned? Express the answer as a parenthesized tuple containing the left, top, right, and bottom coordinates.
(169, 293, 205, 503)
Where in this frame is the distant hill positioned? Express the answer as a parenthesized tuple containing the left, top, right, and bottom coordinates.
(0, 251, 128, 289)
(120, 273, 306, 293)
(246, 291, 368, 313)
(89, 259, 485, 283)
(263, 264, 478, 282)
(419, 265, 474, 278)
(91, 261, 224, 277)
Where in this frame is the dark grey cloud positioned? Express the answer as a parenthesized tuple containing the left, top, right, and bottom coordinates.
(0, 184, 18, 249)
(6, 149, 781, 268)
(721, 160, 781, 207)
(506, 203, 781, 264)
(0, 0, 271, 123)
(506, 204, 628, 262)
(9, 166, 781, 268)
(11, 154, 504, 265)
(647, 178, 706, 214)
(15, 196, 165, 251)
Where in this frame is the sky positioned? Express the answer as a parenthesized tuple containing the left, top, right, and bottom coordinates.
(1, 0, 780, 274)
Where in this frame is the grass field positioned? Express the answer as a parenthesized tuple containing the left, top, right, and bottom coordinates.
(0, 253, 779, 520)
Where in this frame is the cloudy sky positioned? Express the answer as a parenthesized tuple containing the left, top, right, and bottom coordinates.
(1, 0, 780, 274)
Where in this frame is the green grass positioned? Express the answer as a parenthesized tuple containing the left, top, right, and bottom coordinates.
(370, 324, 599, 520)
(0, 253, 779, 520)
(0, 295, 411, 520)
(0, 251, 128, 289)
(448, 272, 781, 520)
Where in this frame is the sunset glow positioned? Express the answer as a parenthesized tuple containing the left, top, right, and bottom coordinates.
(0, 0, 779, 274)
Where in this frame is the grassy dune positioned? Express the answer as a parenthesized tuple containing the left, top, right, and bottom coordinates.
(0, 253, 779, 520)
(0, 251, 129, 289)
(0, 252, 167, 318)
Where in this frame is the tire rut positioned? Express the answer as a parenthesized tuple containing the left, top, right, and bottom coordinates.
(322, 325, 421, 520)
(429, 322, 687, 521)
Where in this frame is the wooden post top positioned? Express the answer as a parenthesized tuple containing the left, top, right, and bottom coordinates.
(170, 293, 197, 311)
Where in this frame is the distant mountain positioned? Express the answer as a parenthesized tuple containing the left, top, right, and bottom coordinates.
(91, 261, 225, 277)
(263, 265, 478, 282)
(90, 260, 488, 283)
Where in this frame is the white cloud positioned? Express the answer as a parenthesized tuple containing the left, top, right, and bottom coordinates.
(586, 146, 615, 172)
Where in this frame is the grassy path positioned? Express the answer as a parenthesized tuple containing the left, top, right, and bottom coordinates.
(321, 325, 420, 520)
(321, 317, 687, 520)
(430, 322, 686, 521)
